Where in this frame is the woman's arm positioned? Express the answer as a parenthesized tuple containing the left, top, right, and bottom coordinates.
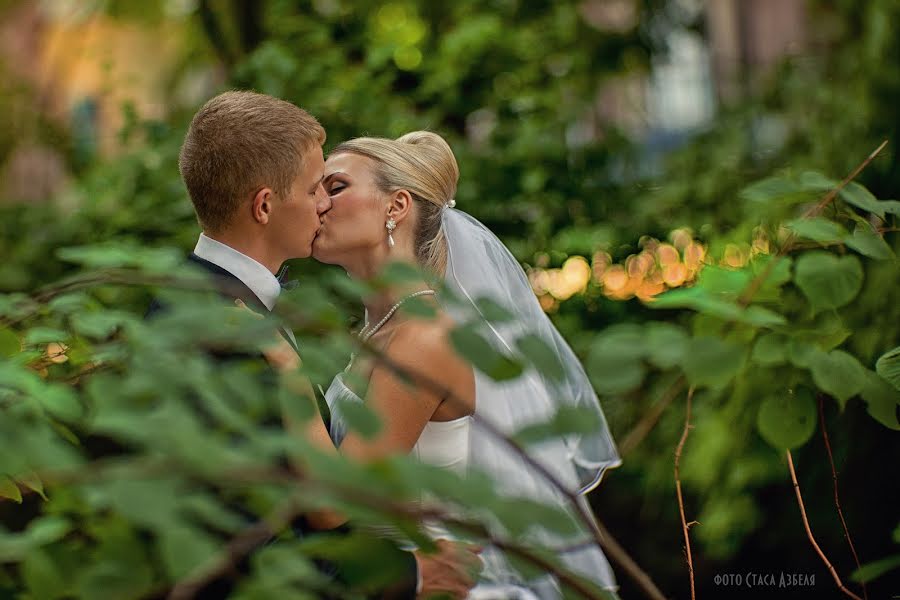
(337, 320, 472, 461)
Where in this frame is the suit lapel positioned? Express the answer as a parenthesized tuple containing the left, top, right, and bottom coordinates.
(188, 253, 299, 353)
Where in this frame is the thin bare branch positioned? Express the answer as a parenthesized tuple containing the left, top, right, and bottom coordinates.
(620, 376, 685, 457)
(167, 499, 301, 600)
(818, 395, 867, 600)
(674, 386, 697, 600)
(801, 140, 889, 219)
(786, 451, 863, 600)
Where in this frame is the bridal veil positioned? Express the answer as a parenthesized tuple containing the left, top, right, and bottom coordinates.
(440, 206, 622, 594)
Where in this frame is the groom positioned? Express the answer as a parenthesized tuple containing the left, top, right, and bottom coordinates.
(163, 90, 480, 599)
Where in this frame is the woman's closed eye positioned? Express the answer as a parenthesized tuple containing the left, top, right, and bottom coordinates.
(328, 183, 346, 195)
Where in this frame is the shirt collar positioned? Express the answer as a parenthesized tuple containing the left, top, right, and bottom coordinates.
(193, 233, 282, 311)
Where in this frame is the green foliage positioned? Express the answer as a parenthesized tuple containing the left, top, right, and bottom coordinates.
(876, 345, 900, 390)
(756, 388, 816, 449)
(1, 0, 899, 596)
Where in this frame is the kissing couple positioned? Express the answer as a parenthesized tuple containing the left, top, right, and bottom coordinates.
(161, 90, 622, 599)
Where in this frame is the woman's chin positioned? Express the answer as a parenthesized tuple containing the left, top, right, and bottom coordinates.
(310, 240, 335, 264)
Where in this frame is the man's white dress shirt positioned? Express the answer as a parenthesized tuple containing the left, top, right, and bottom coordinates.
(193, 233, 282, 310)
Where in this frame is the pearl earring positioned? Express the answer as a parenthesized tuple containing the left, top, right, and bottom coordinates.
(386, 218, 396, 248)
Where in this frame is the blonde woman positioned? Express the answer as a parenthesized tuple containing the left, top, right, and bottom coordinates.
(305, 131, 622, 599)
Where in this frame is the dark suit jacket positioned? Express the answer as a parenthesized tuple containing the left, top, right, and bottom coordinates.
(146, 253, 418, 599)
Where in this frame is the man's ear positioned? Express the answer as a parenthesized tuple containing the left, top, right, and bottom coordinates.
(251, 187, 275, 225)
(388, 189, 413, 224)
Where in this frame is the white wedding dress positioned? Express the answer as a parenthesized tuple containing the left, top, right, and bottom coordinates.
(325, 371, 550, 600)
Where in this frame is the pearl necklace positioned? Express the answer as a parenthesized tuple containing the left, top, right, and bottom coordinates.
(358, 289, 436, 343)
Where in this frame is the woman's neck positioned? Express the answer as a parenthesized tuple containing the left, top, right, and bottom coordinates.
(341, 241, 433, 326)
(363, 280, 435, 328)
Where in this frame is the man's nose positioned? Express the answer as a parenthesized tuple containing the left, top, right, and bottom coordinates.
(316, 185, 332, 214)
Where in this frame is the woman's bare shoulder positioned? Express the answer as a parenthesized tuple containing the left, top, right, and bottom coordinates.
(386, 314, 457, 362)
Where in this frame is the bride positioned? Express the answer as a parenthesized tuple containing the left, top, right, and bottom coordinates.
(301, 131, 621, 598)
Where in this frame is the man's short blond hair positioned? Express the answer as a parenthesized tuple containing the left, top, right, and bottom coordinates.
(179, 90, 326, 232)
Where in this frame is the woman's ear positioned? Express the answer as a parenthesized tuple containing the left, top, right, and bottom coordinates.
(387, 189, 413, 224)
(251, 187, 275, 225)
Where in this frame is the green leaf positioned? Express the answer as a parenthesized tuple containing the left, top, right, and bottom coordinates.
(851, 553, 900, 583)
(513, 406, 601, 445)
(299, 532, 416, 591)
(844, 222, 895, 260)
(590, 324, 645, 360)
(181, 494, 248, 534)
(378, 261, 425, 285)
(789, 313, 853, 351)
(474, 297, 516, 322)
(0, 293, 36, 320)
(840, 182, 887, 218)
(56, 244, 136, 268)
(71, 311, 131, 339)
(695, 265, 752, 295)
(749, 255, 793, 301)
(99, 478, 182, 529)
(75, 524, 155, 599)
(249, 543, 321, 588)
(450, 324, 524, 381)
(860, 371, 900, 430)
(334, 397, 382, 439)
(644, 322, 689, 369)
(794, 252, 863, 313)
(47, 292, 92, 315)
(0, 327, 21, 358)
(23, 327, 70, 345)
(740, 176, 803, 203)
(799, 171, 837, 191)
(17, 471, 47, 500)
(494, 497, 579, 536)
(23, 547, 67, 599)
(586, 355, 645, 395)
(0, 475, 22, 503)
(882, 200, 900, 215)
(785, 217, 847, 242)
(158, 525, 221, 580)
(0, 361, 44, 394)
(516, 333, 565, 382)
(751, 333, 789, 366)
(56, 243, 182, 272)
(743, 306, 789, 328)
(26, 516, 71, 545)
(325, 270, 372, 301)
(808, 350, 866, 408)
(39, 385, 83, 422)
(651, 287, 785, 327)
(0, 531, 31, 561)
(757, 388, 816, 450)
(398, 295, 438, 318)
(875, 345, 900, 391)
(681, 337, 746, 389)
(586, 325, 646, 394)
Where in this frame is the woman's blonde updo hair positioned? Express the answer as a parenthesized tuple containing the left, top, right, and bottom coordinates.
(330, 131, 459, 276)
